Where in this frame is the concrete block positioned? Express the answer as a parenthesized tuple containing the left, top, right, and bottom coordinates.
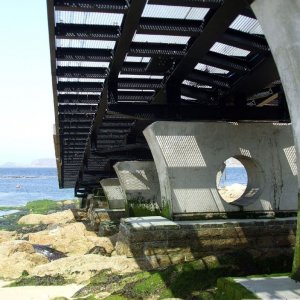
(121, 216, 180, 231)
(144, 122, 297, 217)
(100, 178, 125, 209)
(114, 161, 162, 217)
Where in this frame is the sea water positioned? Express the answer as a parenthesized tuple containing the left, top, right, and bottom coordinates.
(0, 168, 74, 207)
(0, 167, 247, 207)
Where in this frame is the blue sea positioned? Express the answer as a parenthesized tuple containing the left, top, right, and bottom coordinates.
(0, 166, 246, 209)
(0, 168, 75, 207)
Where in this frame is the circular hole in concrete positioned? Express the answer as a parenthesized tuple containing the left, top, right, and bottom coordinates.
(216, 156, 264, 207)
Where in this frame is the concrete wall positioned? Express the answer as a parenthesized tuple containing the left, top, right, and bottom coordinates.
(100, 178, 125, 209)
(144, 122, 297, 217)
(251, 1, 300, 186)
(113, 161, 162, 217)
(251, 0, 300, 275)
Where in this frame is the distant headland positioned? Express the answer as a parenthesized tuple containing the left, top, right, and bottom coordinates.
(0, 158, 56, 168)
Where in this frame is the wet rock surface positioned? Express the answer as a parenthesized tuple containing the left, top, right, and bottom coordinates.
(32, 245, 66, 261)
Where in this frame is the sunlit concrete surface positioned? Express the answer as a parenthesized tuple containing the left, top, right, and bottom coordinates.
(235, 276, 300, 300)
(114, 161, 161, 216)
(252, 0, 300, 183)
(100, 178, 125, 209)
(122, 216, 179, 230)
(144, 122, 297, 216)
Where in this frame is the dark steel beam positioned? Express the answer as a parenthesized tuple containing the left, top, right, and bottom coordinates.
(59, 120, 93, 125)
(59, 112, 95, 117)
(59, 116, 94, 122)
(229, 54, 280, 99)
(58, 104, 97, 113)
(58, 94, 100, 104)
(122, 62, 147, 73)
(82, 170, 111, 176)
(158, 0, 249, 89)
(57, 66, 108, 78)
(97, 138, 125, 143)
(108, 103, 288, 121)
(102, 117, 136, 123)
(61, 125, 91, 130)
(101, 121, 134, 127)
(64, 139, 86, 146)
(57, 81, 103, 92)
(55, 24, 119, 40)
(221, 28, 269, 53)
(47, 0, 62, 187)
(98, 128, 131, 134)
(129, 42, 186, 57)
(54, 0, 128, 13)
(64, 147, 86, 151)
(118, 90, 154, 102)
(201, 51, 250, 73)
(61, 133, 90, 138)
(108, 0, 148, 103)
(56, 42, 186, 64)
(118, 78, 162, 89)
(98, 141, 126, 146)
(181, 85, 216, 102)
(94, 144, 149, 155)
(138, 18, 203, 36)
(147, 0, 222, 9)
(187, 70, 231, 89)
(56, 47, 112, 62)
(60, 129, 90, 135)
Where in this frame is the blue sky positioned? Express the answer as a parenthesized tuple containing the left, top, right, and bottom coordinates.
(0, 1, 55, 165)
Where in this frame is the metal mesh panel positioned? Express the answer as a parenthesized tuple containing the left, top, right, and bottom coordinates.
(133, 33, 189, 44)
(195, 63, 229, 74)
(210, 42, 250, 57)
(142, 4, 209, 20)
(55, 11, 124, 25)
(230, 15, 263, 35)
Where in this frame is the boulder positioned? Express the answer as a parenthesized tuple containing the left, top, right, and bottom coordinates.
(17, 209, 75, 225)
(28, 223, 116, 256)
(0, 240, 34, 256)
(0, 240, 48, 279)
(62, 200, 75, 206)
(71, 209, 88, 222)
(31, 254, 141, 283)
(0, 230, 17, 243)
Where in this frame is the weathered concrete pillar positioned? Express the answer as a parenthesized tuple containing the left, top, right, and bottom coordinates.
(251, 0, 300, 277)
(113, 161, 161, 217)
(86, 193, 93, 208)
(144, 122, 297, 219)
(100, 178, 125, 209)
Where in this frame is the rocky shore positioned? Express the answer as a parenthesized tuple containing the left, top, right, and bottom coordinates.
(0, 200, 293, 300)
(0, 203, 141, 282)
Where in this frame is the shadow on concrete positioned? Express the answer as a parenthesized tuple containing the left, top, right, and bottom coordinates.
(112, 215, 295, 299)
